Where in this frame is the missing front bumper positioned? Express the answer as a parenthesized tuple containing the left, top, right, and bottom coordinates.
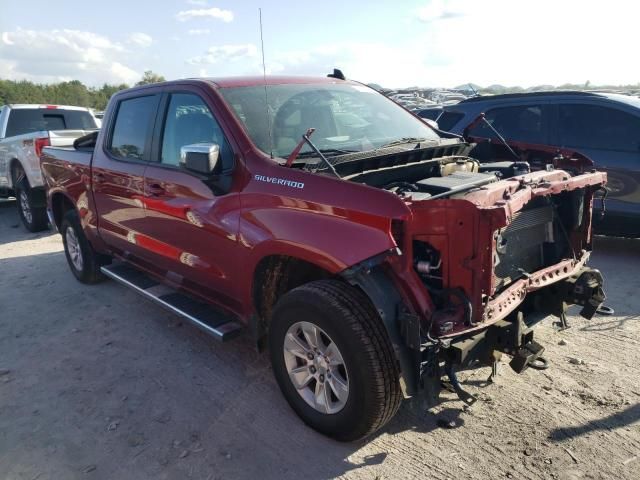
(443, 265, 605, 375)
(448, 312, 544, 374)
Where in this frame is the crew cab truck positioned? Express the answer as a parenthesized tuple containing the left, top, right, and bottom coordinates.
(41, 77, 607, 441)
(0, 104, 98, 231)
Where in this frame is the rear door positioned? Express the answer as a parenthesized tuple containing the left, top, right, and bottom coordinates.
(91, 91, 161, 259)
(138, 88, 242, 311)
(555, 102, 640, 226)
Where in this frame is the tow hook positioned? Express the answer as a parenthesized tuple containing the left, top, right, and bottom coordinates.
(509, 339, 545, 373)
(565, 268, 606, 319)
(485, 312, 546, 374)
(444, 312, 547, 405)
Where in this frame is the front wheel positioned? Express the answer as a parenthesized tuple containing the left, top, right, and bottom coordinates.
(269, 280, 402, 441)
(61, 210, 107, 284)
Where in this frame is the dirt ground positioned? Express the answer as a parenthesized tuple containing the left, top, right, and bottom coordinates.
(1, 198, 639, 480)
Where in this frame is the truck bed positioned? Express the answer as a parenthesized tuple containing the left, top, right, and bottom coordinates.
(42, 145, 92, 167)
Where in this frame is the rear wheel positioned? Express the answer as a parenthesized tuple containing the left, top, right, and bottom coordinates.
(61, 210, 107, 284)
(269, 279, 402, 441)
(16, 180, 48, 232)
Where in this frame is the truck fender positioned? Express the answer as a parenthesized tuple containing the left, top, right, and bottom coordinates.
(341, 251, 421, 398)
(248, 239, 349, 275)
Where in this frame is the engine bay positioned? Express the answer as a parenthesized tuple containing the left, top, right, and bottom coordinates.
(325, 141, 533, 200)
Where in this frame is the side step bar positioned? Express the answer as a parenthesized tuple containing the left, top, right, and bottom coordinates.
(101, 263, 243, 342)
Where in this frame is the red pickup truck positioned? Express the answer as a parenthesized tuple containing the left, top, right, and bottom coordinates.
(40, 76, 606, 441)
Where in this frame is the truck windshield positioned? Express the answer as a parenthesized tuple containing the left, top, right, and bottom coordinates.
(6, 108, 97, 137)
(219, 83, 441, 160)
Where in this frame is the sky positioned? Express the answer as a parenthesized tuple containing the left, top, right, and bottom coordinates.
(1, 0, 639, 89)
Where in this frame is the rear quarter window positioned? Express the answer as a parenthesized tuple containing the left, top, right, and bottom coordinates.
(108, 95, 159, 160)
(5, 109, 97, 137)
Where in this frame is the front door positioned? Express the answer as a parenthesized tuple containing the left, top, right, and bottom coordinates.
(138, 90, 242, 312)
(92, 93, 160, 259)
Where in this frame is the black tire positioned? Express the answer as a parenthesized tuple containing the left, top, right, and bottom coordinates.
(60, 210, 107, 284)
(16, 180, 48, 232)
(269, 279, 402, 441)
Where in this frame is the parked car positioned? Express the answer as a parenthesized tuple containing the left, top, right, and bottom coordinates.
(430, 90, 468, 105)
(41, 77, 606, 441)
(0, 104, 99, 231)
(389, 93, 436, 111)
(439, 91, 640, 236)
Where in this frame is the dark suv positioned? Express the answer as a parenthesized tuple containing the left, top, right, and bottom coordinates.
(440, 91, 640, 237)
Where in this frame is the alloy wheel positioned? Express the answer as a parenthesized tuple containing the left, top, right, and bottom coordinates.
(65, 227, 84, 272)
(283, 321, 349, 414)
(19, 190, 32, 225)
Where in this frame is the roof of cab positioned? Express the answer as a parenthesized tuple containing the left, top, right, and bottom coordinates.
(202, 76, 354, 88)
(127, 76, 354, 90)
(113, 76, 361, 98)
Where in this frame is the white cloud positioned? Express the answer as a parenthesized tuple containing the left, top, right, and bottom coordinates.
(187, 44, 258, 65)
(187, 29, 211, 36)
(127, 32, 153, 48)
(407, 0, 640, 88)
(110, 62, 139, 82)
(0, 28, 140, 85)
(1, 32, 14, 45)
(416, 0, 468, 22)
(180, 0, 640, 90)
(176, 7, 234, 23)
(187, 0, 208, 5)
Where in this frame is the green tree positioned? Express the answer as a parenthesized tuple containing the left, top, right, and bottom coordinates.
(136, 70, 166, 86)
(0, 78, 130, 110)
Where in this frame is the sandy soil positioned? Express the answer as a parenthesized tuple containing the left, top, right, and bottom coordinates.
(1, 198, 639, 480)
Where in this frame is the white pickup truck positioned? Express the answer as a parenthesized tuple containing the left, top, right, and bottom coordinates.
(0, 104, 99, 231)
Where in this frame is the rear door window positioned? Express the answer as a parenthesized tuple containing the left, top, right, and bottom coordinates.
(5, 108, 97, 137)
(558, 104, 640, 152)
(469, 105, 547, 144)
(108, 95, 160, 160)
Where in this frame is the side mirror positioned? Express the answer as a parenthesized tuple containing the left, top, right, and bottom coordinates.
(180, 143, 220, 175)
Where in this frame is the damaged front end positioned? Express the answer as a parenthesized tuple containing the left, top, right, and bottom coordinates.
(346, 168, 607, 400)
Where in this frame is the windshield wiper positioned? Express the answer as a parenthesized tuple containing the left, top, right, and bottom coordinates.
(295, 148, 356, 159)
(285, 127, 341, 178)
(379, 137, 430, 148)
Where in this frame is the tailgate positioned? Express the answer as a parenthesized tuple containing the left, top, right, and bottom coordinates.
(48, 129, 97, 147)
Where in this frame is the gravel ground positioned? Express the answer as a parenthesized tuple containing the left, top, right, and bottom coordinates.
(1, 198, 639, 480)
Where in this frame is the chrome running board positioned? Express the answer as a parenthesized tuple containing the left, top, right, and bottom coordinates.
(101, 263, 243, 342)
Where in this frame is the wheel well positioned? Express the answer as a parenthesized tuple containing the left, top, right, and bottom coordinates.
(252, 255, 333, 338)
(51, 193, 76, 230)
